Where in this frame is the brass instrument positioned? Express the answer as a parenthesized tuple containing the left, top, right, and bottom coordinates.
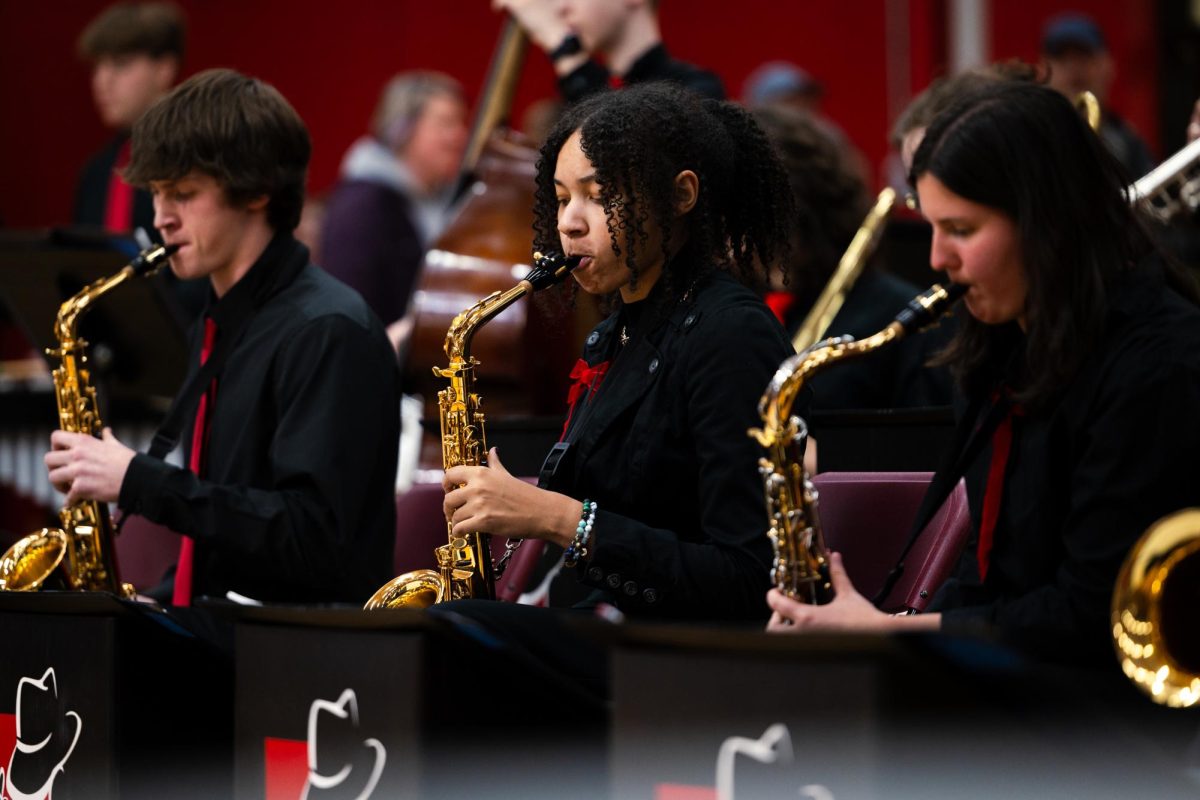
(365, 251, 581, 610)
(1111, 509, 1200, 707)
(749, 283, 966, 603)
(791, 187, 896, 353)
(0, 243, 178, 596)
(1129, 136, 1200, 224)
(1076, 90, 1102, 133)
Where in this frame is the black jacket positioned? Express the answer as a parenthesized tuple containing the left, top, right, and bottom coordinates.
(558, 43, 725, 104)
(544, 270, 795, 620)
(119, 236, 401, 604)
(931, 263, 1200, 664)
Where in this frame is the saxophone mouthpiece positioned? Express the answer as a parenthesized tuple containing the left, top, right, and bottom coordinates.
(526, 251, 583, 291)
(130, 243, 180, 276)
(893, 282, 967, 333)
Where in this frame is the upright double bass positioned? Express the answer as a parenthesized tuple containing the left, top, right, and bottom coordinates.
(404, 20, 594, 429)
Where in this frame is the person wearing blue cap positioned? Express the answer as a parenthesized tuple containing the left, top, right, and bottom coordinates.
(1040, 12, 1154, 177)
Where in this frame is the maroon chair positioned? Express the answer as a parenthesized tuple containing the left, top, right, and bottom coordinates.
(114, 514, 181, 591)
(392, 482, 449, 575)
(810, 472, 971, 613)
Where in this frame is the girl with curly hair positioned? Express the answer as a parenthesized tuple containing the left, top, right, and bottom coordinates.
(441, 83, 796, 621)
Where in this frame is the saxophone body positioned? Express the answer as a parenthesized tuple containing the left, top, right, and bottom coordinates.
(365, 251, 580, 610)
(749, 283, 967, 604)
(0, 243, 178, 595)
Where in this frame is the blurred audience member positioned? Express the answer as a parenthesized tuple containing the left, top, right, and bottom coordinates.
(744, 60, 869, 183)
(1040, 12, 1154, 177)
(319, 72, 468, 332)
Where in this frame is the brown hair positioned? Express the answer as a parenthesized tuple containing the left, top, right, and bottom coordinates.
(77, 2, 186, 62)
(754, 103, 869, 302)
(124, 68, 311, 232)
(890, 60, 1037, 147)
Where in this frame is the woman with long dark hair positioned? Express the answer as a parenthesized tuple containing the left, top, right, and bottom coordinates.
(442, 83, 796, 621)
(768, 81, 1200, 665)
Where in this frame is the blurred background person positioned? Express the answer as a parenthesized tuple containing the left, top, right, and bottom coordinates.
(743, 60, 869, 183)
(75, 1, 184, 239)
(494, 0, 723, 103)
(754, 103, 952, 415)
(319, 71, 468, 338)
(1040, 11, 1154, 177)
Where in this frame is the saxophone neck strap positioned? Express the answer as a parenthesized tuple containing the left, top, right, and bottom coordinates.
(871, 390, 1014, 606)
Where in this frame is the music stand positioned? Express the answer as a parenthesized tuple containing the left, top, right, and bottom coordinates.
(0, 228, 188, 407)
(810, 406, 957, 472)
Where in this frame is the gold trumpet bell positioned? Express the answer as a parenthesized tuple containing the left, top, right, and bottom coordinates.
(0, 529, 71, 591)
(1111, 509, 1200, 707)
(363, 569, 444, 610)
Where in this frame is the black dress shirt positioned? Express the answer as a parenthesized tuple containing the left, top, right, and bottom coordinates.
(119, 235, 401, 604)
(558, 42, 725, 104)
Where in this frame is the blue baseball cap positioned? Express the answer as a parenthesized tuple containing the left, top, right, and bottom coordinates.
(1041, 13, 1107, 56)
(742, 62, 823, 107)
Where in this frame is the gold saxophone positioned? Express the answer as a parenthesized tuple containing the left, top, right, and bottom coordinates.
(749, 283, 966, 603)
(0, 243, 178, 596)
(365, 251, 581, 610)
(1111, 509, 1200, 707)
(791, 187, 896, 353)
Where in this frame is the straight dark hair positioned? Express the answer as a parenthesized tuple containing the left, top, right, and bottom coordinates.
(124, 68, 311, 232)
(532, 83, 794, 305)
(910, 81, 1194, 410)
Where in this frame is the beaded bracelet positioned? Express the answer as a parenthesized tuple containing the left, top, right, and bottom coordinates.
(564, 499, 597, 568)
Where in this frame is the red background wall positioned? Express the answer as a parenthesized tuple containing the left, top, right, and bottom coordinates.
(0, 0, 1161, 231)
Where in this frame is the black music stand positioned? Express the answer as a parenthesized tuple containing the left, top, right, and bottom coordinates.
(0, 228, 189, 408)
(810, 406, 957, 472)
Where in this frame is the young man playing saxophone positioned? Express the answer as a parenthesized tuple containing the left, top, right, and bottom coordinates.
(44, 69, 401, 606)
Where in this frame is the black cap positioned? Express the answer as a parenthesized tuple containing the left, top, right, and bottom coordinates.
(1041, 13, 1106, 56)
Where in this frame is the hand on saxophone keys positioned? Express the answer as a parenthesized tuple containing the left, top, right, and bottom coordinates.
(44, 428, 136, 505)
(765, 552, 941, 634)
(442, 447, 584, 548)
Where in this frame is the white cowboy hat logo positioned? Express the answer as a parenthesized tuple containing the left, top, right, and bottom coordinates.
(301, 688, 385, 800)
(1, 667, 82, 800)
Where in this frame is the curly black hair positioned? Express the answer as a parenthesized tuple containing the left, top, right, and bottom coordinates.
(752, 103, 870, 304)
(532, 83, 795, 305)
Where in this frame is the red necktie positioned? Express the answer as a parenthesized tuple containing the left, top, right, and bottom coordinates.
(763, 291, 796, 326)
(172, 317, 218, 606)
(103, 139, 134, 233)
(561, 357, 610, 440)
(976, 403, 1022, 580)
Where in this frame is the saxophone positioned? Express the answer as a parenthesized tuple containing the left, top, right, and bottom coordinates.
(748, 283, 966, 603)
(364, 251, 581, 610)
(0, 243, 178, 596)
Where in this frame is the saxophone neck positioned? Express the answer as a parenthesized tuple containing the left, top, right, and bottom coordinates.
(52, 243, 178, 345)
(444, 281, 532, 362)
(54, 266, 136, 344)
